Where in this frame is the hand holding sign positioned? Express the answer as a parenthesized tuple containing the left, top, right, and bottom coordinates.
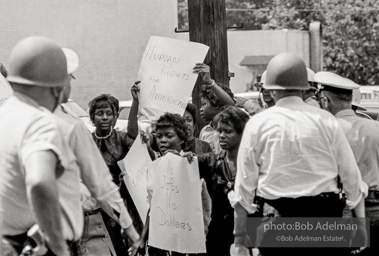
(131, 81, 141, 102)
(138, 36, 209, 120)
(193, 63, 214, 85)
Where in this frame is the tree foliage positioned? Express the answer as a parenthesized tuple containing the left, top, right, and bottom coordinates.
(178, 0, 379, 85)
(322, 0, 379, 85)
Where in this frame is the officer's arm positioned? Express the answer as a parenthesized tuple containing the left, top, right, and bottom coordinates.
(25, 151, 70, 256)
(127, 210, 149, 256)
(70, 122, 134, 227)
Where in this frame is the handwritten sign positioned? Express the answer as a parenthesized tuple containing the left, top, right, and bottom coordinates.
(0, 74, 12, 107)
(148, 154, 206, 253)
(138, 36, 209, 120)
(118, 134, 151, 224)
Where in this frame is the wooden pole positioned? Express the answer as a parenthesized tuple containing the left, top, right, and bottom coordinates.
(188, 0, 229, 137)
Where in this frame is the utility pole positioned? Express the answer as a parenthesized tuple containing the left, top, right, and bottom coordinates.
(188, 0, 229, 137)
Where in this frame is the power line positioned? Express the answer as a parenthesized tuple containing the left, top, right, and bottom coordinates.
(225, 8, 379, 12)
(180, 7, 379, 12)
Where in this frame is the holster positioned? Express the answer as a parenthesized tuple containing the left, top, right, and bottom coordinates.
(234, 197, 265, 249)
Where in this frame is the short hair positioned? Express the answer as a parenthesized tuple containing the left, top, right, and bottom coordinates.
(200, 82, 235, 109)
(155, 113, 188, 147)
(322, 86, 353, 102)
(88, 94, 118, 122)
(108, 95, 119, 113)
(214, 106, 249, 135)
(325, 91, 352, 102)
(185, 103, 198, 124)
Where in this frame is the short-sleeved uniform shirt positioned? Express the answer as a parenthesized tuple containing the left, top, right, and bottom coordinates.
(0, 94, 83, 241)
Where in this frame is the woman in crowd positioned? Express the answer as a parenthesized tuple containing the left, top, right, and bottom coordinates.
(88, 84, 143, 255)
(88, 92, 138, 185)
(183, 102, 213, 155)
(183, 103, 213, 238)
(192, 106, 250, 256)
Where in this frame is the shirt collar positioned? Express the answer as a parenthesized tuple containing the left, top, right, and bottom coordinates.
(275, 96, 304, 107)
(204, 122, 215, 131)
(335, 109, 356, 118)
(13, 91, 43, 109)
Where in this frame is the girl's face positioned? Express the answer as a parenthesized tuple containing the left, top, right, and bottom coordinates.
(183, 110, 195, 138)
(93, 104, 115, 133)
(156, 127, 183, 154)
(217, 121, 242, 151)
(200, 97, 219, 122)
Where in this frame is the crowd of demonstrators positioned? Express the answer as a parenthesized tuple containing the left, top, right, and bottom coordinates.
(1, 36, 378, 256)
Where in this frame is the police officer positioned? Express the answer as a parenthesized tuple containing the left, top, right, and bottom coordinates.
(253, 71, 275, 109)
(0, 36, 82, 256)
(302, 67, 320, 108)
(56, 48, 140, 256)
(255, 67, 318, 109)
(316, 71, 379, 255)
(230, 53, 367, 256)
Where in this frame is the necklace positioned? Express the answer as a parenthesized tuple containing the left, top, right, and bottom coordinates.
(94, 127, 113, 139)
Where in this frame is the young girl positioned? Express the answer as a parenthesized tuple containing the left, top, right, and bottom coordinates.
(134, 112, 214, 256)
(131, 113, 188, 256)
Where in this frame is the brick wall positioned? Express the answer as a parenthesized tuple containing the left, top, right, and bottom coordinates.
(0, 0, 178, 109)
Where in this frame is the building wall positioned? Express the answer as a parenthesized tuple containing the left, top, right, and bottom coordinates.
(0, 2, 311, 107)
(177, 29, 310, 94)
(0, 0, 178, 109)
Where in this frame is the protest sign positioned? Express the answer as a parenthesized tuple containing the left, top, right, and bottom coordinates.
(148, 153, 206, 253)
(138, 36, 209, 120)
(0, 74, 12, 107)
(118, 134, 150, 224)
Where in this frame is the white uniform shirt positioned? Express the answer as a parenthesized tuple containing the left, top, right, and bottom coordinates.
(336, 109, 379, 190)
(0, 93, 82, 241)
(55, 105, 132, 229)
(232, 96, 367, 214)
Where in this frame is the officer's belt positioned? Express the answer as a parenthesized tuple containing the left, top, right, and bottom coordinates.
(83, 208, 101, 216)
(367, 190, 379, 200)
